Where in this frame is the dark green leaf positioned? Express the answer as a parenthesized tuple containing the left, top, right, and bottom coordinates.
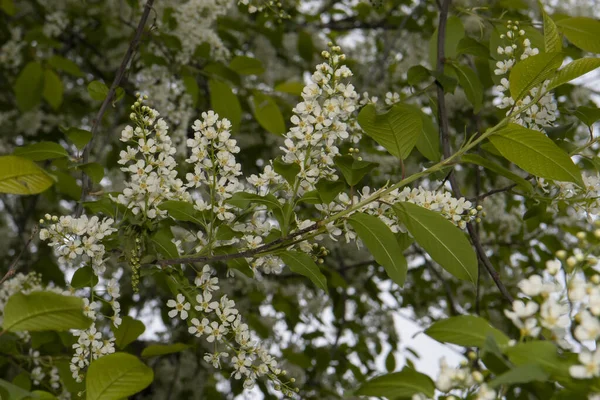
(229, 56, 264, 75)
(14, 62, 44, 112)
(141, 343, 189, 357)
(88, 80, 109, 101)
(71, 266, 99, 289)
(42, 69, 63, 110)
(355, 367, 435, 398)
(425, 315, 510, 347)
(253, 92, 286, 135)
(334, 155, 378, 186)
(209, 79, 242, 131)
(114, 316, 146, 349)
(280, 251, 327, 290)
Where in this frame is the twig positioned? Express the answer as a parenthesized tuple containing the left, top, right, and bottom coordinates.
(435, 0, 513, 304)
(75, 0, 156, 217)
(0, 226, 38, 285)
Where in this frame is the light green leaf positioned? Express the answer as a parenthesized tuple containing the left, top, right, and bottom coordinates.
(0, 155, 54, 195)
(355, 367, 435, 398)
(47, 55, 84, 77)
(547, 58, 600, 90)
(539, 2, 562, 53)
(14, 62, 44, 112)
(252, 92, 286, 135)
(32, 390, 59, 399)
(62, 127, 93, 150)
(42, 69, 63, 110)
(2, 291, 90, 332)
(556, 17, 600, 53)
(348, 213, 407, 287)
(504, 341, 570, 378)
(425, 315, 510, 347)
(488, 363, 548, 388)
(461, 153, 533, 192)
(334, 155, 378, 186)
(280, 251, 327, 291)
(229, 56, 264, 75)
(0, 0, 16, 15)
(488, 124, 583, 186)
(87, 80, 109, 101)
(358, 103, 423, 160)
(509, 52, 563, 100)
(394, 202, 477, 283)
(451, 63, 483, 113)
(141, 343, 189, 357)
(13, 142, 68, 161)
(86, 352, 153, 400)
(209, 79, 242, 131)
(114, 316, 146, 349)
(158, 200, 204, 225)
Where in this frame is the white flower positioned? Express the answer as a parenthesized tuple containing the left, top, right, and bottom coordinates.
(167, 294, 191, 320)
(518, 275, 543, 297)
(188, 317, 210, 337)
(570, 349, 600, 379)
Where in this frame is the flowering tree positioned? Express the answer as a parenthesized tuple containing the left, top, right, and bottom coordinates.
(1, 0, 600, 399)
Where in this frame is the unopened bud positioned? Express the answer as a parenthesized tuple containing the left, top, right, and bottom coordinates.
(556, 250, 567, 259)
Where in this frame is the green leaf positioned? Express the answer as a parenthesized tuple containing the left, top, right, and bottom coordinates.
(274, 81, 304, 96)
(114, 316, 146, 349)
(505, 341, 570, 378)
(461, 154, 533, 192)
(61, 127, 93, 150)
(229, 56, 264, 75)
(79, 162, 104, 184)
(252, 92, 286, 135)
(42, 69, 63, 110)
(394, 202, 478, 283)
(429, 16, 465, 68)
(0, 155, 54, 195)
(0, 378, 32, 400)
(315, 179, 345, 204)
(87, 80, 109, 101)
(227, 192, 282, 211)
(0, 0, 16, 15)
(141, 343, 189, 357)
(547, 58, 600, 90)
(32, 390, 59, 399)
(407, 65, 431, 86)
(209, 79, 242, 131)
(509, 52, 563, 100)
(334, 155, 378, 186)
(355, 367, 435, 398)
(280, 251, 327, 291)
(348, 213, 407, 287)
(86, 352, 153, 400)
(150, 228, 179, 259)
(573, 106, 600, 127)
(13, 142, 68, 161)
(488, 364, 549, 388)
(415, 112, 441, 162)
(273, 158, 301, 186)
(556, 17, 600, 53)
(456, 37, 490, 58)
(2, 291, 90, 332)
(488, 124, 583, 186)
(539, 2, 562, 53)
(425, 315, 510, 347)
(358, 103, 423, 160)
(297, 31, 314, 63)
(181, 74, 199, 106)
(14, 62, 44, 112)
(47, 55, 84, 77)
(451, 63, 483, 113)
(71, 266, 99, 289)
(158, 200, 204, 225)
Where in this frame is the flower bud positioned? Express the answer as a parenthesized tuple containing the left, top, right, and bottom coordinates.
(556, 250, 567, 259)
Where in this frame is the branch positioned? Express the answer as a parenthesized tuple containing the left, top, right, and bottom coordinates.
(435, 0, 514, 304)
(0, 226, 38, 285)
(75, 0, 156, 217)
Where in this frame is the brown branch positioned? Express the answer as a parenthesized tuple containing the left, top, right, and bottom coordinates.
(435, 0, 513, 305)
(0, 226, 38, 285)
(75, 0, 156, 217)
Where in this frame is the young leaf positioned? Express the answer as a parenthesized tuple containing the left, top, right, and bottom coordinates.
(334, 155, 378, 186)
(87, 80, 109, 101)
(2, 292, 90, 332)
(13, 142, 68, 161)
(358, 103, 424, 160)
(0, 155, 54, 195)
(348, 213, 407, 287)
(86, 353, 153, 400)
(556, 17, 600, 53)
(280, 251, 327, 291)
(488, 364, 549, 388)
(141, 343, 189, 358)
(451, 63, 483, 112)
(394, 202, 478, 283)
(461, 153, 533, 192)
(114, 316, 146, 349)
(355, 367, 435, 398)
(488, 124, 583, 186)
(538, 2, 562, 53)
(14, 62, 44, 112)
(229, 56, 264, 75)
(209, 79, 242, 131)
(547, 58, 600, 90)
(509, 52, 563, 101)
(42, 69, 63, 110)
(252, 92, 286, 135)
(425, 315, 510, 347)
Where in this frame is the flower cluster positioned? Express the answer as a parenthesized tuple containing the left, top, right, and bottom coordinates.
(552, 173, 600, 216)
(0, 27, 24, 70)
(114, 95, 189, 220)
(39, 214, 117, 276)
(493, 21, 558, 131)
(167, 265, 296, 396)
